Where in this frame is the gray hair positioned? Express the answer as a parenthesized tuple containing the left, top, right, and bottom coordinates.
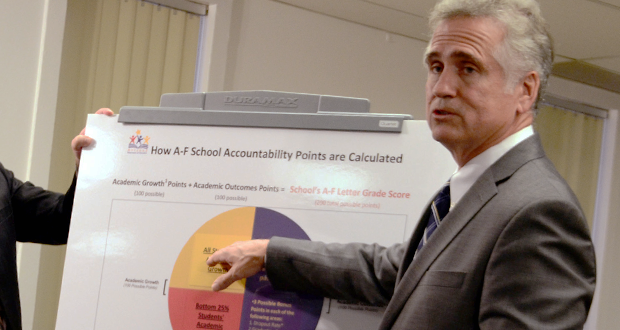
(428, 0, 553, 110)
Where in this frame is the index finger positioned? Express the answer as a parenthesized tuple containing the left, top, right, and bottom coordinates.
(211, 269, 240, 292)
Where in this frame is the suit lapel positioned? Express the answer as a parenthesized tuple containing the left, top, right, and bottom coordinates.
(378, 135, 547, 329)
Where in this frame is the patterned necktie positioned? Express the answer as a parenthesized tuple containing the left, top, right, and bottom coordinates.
(415, 181, 451, 256)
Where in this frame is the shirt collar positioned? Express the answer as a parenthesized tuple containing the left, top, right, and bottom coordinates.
(449, 125, 534, 209)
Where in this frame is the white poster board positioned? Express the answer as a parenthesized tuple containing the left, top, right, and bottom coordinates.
(56, 115, 454, 330)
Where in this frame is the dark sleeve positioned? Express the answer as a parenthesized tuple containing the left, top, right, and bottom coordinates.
(2, 163, 76, 244)
(265, 237, 405, 306)
(479, 199, 596, 329)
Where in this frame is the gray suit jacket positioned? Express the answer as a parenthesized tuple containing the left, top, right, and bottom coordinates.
(266, 135, 596, 329)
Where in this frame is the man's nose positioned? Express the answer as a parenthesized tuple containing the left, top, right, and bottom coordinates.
(432, 69, 458, 98)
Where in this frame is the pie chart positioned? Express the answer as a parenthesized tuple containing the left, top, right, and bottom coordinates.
(168, 207, 323, 330)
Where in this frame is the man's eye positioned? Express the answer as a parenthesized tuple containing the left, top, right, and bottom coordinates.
(431, 65, 442, 73)
(464, 66, 475, 73)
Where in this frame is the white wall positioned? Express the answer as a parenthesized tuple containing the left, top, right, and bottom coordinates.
(595, 110, 620, 330)
(0, 1, 44, 176)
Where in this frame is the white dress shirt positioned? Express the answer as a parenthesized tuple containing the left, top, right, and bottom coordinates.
(449, 126, 534, 210)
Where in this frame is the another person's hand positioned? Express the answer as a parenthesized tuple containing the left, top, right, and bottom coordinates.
(71, 108, 114, 170)
(206, 239, 269, 291)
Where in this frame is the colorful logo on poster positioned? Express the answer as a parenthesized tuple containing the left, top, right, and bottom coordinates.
(128, 129, 150, 154)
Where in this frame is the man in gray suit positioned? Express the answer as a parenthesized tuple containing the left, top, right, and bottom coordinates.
(207, 0, 596, 329)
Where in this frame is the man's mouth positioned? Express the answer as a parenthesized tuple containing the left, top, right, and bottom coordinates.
(433, 109, 453, 116)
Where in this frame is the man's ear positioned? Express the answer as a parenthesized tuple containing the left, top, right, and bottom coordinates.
(517, 71, 540, 114)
